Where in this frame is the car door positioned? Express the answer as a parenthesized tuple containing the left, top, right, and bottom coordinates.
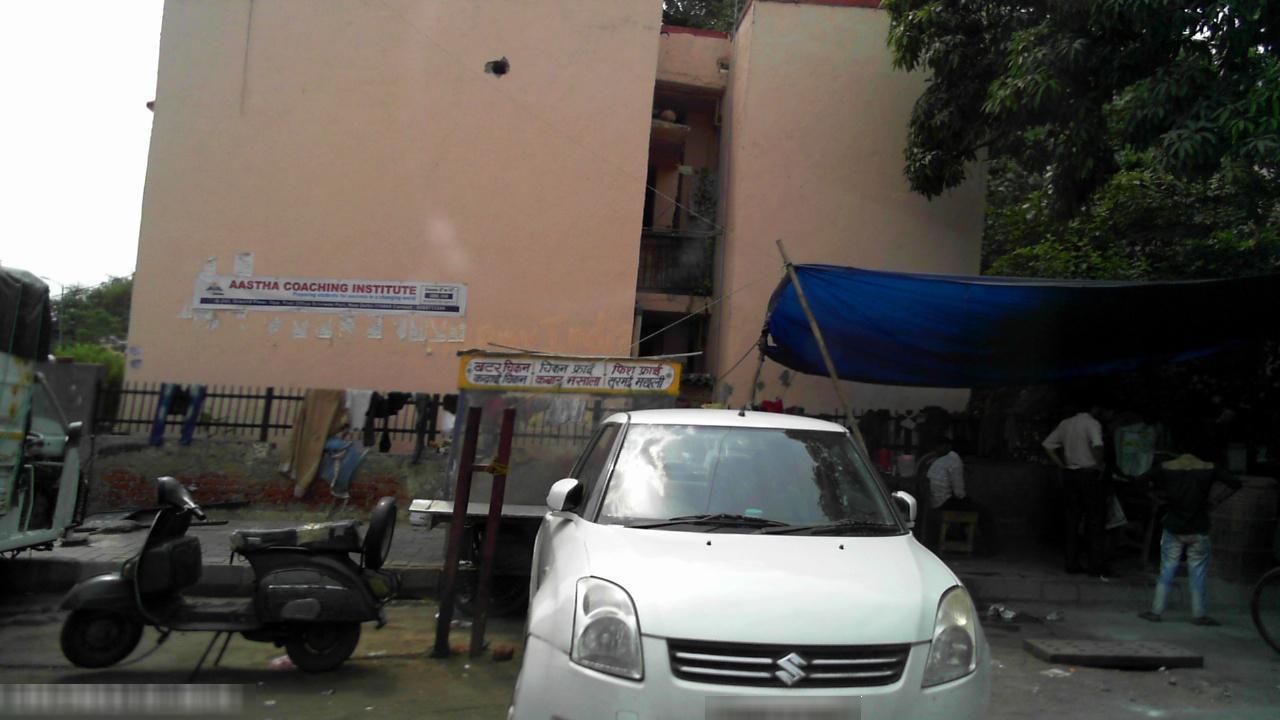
(526, 421, 623, 645)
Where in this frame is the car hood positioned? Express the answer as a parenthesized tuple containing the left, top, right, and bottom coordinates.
(576, 524, 958, 646)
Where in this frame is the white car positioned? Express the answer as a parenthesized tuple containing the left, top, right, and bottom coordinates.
(510, 409, 990, 720)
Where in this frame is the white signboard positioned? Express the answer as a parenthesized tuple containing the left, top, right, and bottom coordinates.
(460, 354, 681, 395)
(193, 275, 467, 316)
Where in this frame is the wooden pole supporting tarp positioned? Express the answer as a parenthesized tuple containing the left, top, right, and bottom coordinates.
(774, 239, 867, 450)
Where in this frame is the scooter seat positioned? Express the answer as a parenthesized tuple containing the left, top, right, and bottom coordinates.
(231, 521, 361, 554)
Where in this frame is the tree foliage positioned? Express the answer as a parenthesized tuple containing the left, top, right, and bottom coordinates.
(663, 0, 739, 32)
(985, 157, 1280, 279)
(52, 276, 133, 348)
(884, 1, 1280, 216)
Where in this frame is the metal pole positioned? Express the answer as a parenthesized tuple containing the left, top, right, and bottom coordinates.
(432, 407, 482, 658)
(774, 239, 865, 446)
(258, 387, 274, 442)
(410, 393, 431, 465)
(470, 407, 516, 657)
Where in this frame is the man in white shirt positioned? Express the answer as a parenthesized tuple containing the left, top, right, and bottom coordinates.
(920, 437, 999, 554)
(927, 439, 965, 509)
(1043, 404, 1108, 575)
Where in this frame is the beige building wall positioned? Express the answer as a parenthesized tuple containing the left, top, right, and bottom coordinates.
(128, 0, 661, 391)
(715, 1, 986, 413)
(656, 28, 729, 91)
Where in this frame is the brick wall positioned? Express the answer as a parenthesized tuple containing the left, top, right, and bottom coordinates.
(88, 435, 447, 516)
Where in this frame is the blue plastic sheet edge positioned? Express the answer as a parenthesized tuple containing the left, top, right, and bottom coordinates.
(762, 265, 1280, 388)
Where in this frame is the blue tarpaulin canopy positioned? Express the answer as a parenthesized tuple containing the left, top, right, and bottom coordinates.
(762, 265, 1280, 388)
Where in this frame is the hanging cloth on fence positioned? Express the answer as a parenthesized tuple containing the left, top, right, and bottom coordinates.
(345, 389, 374, 433)
(318, 438, 369, 499)
(284, 388, 346, 498)
(362, 391, 412, 450)
(148, 384, 207, 447)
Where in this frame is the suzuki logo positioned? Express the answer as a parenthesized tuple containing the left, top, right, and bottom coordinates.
(774, 652, 809, 686)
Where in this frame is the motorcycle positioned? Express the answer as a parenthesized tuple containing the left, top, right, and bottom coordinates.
(59, 476, 399, 673)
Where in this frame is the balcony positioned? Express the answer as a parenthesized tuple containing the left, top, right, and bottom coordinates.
(636, 229, 717, 297)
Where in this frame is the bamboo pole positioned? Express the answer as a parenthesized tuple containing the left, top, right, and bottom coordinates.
(774, 239, 866, 449)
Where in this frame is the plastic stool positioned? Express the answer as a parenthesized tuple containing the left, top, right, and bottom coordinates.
(939, 511, 979, 554)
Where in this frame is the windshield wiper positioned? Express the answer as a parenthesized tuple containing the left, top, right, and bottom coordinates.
(631, 513, 790, 530)
(758, 519, 899, 536)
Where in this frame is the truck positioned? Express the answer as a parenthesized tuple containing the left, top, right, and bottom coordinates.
(1, 267, 85, 554)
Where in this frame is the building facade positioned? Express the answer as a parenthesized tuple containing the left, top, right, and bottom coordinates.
(128, 0, 984, 413)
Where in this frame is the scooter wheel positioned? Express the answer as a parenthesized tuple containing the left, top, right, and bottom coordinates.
(61, 610, 144, 669)
(285, 622, 361, 672)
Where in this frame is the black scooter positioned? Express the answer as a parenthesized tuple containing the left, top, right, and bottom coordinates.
(60, 477, 399, 673)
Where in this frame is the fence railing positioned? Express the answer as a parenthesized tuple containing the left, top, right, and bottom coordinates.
(95, 381, 984, 469)
(637, 229, 717, 296)
(95, 383, 454, 460)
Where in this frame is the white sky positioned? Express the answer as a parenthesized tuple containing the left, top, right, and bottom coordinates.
(0, 0, 163, 293)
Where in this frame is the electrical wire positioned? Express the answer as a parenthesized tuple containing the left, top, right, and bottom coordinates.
(630, 277, 764, 350)
(714, 339, 760, 387)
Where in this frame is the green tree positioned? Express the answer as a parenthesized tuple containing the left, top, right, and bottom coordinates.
(52, 276, 133, 348)
(884, 0, 1280, 216)
(985, 158, 1280, 279)
(663, 0, 739, 32)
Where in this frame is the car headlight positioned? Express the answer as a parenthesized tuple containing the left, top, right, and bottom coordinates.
(922, 585, 977, 687)
(571, 577, 643, 680)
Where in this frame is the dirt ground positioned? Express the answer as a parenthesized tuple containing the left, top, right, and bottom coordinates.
(1, 594, 1278, 719)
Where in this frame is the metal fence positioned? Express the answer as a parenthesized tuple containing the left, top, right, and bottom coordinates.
(95, 382, 452, 450)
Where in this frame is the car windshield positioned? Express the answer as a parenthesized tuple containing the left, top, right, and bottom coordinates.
(597, 424, 899, 532)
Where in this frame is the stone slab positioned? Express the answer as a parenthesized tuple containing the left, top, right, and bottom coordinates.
(1024, 638, 1203, 669)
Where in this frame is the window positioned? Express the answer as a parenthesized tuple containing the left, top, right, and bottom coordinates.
(573, 422, 621, 504)
(597, 425, 895, 528)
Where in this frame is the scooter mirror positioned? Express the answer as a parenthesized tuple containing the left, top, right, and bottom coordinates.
(157, 476, 204, 519)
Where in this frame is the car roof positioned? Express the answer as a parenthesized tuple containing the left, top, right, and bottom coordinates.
(602, 408, 850, 433)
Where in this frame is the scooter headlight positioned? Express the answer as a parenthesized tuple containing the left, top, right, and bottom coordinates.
(922, 585, 978, 687)
(571, 577, 643, 680)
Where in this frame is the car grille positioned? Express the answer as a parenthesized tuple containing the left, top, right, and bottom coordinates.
(667, 639, 911, 688)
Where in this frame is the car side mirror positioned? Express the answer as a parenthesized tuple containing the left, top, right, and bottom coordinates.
(547, 478, 583, 513)
(65, 421, 83, 445)
(891, 491, 917, 528)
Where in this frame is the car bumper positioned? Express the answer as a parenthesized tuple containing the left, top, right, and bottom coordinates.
(510, 633, 990, 720)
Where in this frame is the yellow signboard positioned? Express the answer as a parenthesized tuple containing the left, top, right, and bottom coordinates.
(458, 353, 681, 396)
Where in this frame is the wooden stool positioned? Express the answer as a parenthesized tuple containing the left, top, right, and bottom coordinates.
(939, 511, 979, 554)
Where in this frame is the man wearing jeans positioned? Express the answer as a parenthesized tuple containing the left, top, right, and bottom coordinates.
(1139, 450, 1241, 625)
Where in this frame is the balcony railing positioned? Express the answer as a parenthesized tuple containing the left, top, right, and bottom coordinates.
(637, 229, 717, 296)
